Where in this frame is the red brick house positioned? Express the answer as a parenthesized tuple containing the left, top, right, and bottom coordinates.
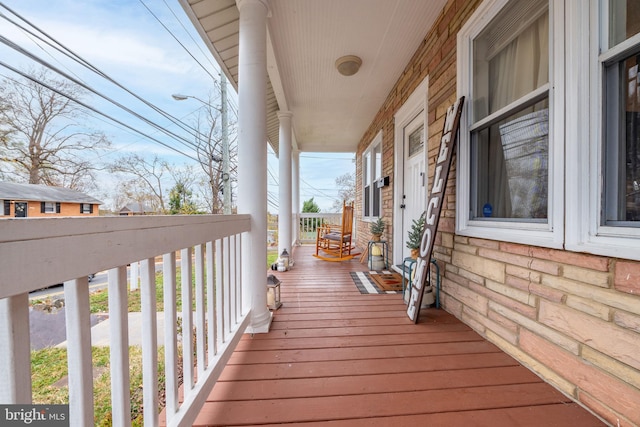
(0, 182, 102, 218)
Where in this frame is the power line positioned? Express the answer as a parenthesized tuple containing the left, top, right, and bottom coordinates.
(0, 38, 201, 155)
(139, 0, 219, 85)
(0, 1, 244, 184)
(150, 0, 240, 118)
(0, 3, 211, 148)
(0, 64, 201, 163)
(300, 154, 355, 161)
(300, 177, 341, 203)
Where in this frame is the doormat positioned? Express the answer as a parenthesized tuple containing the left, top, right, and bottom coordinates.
(350, 271, 404, 294)
(370, 272, 404, 291)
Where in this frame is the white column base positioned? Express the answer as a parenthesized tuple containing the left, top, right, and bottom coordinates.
(245, 311, 273, 334)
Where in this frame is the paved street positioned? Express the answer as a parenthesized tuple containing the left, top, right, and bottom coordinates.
(29, 271, 109, 350)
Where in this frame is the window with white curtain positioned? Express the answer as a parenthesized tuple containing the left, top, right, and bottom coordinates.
(457, 0, 562, 248)
(362, 132, 382, 220)
(603, 0, 640, 227)
(470, 0, 549, 221)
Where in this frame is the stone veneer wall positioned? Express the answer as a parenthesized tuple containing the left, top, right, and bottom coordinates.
(354, 0, 640, 425)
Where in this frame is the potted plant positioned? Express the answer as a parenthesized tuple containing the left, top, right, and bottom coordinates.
(406, 212, 426, 259)
(369, 217, 385, 241)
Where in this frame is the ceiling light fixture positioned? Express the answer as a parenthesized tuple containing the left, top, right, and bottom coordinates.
(335, 55, 362, 76)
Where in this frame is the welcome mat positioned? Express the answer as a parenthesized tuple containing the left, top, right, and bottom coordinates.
(370, 272, 404, 291)
(350, 271, 404, 294)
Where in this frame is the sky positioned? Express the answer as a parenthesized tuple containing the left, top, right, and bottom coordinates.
(0, 0, 355, 213)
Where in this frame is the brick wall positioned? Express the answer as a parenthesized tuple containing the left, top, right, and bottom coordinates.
(354, 0, 640, 425)
(11, 201, 99, 217)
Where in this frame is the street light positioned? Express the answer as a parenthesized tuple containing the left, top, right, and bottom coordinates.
(172, 83, 232, 215)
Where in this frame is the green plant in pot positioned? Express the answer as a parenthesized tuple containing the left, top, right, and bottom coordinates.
(369, 217, 385, 242)
(406, 212, 426, 259)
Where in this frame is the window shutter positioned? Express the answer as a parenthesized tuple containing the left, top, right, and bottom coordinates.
(89, 204, 94, 214)
(80, 204, 83, 213)
(3, 201, 9, 215)
(56, 202, 61, 213)
(41, 202, 45, 213)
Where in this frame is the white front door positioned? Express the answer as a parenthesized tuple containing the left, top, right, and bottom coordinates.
(401, 113, 426, 260)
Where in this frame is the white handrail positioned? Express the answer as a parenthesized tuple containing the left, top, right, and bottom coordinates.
(0, 214, 251, 427)
(298, 212, 342, 244)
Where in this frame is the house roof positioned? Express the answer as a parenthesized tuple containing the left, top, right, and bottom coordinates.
(0, 182, 103, 204)
(179, 0, 447, 154)
(119, 202, 154, 213)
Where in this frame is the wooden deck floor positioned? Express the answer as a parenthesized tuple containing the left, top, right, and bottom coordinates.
(190, 246, 605, 426)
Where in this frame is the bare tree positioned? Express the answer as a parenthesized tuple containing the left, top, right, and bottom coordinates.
(189, 91, 238, 214)
(110, 154, 169, 213)
(0, 67, 110, 191)
(112, 179, 159, 214)
(331, 171, 356, 211)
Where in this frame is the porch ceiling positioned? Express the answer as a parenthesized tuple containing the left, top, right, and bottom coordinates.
(180, 0, 446, 154)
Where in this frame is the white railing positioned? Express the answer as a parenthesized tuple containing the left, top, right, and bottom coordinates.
(0, 214, 251, 426)
(298, 212, 342, 244)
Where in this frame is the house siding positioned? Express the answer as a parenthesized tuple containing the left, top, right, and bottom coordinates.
(355, 0, 640, 425)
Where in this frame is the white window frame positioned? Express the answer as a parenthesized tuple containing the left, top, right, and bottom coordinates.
(456, 0, 565, 249)
(565, 0, 640, 261)
(362, 131, 382, 221)
(81, 203, 91, 214)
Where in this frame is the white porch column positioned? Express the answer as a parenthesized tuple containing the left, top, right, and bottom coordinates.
(278, 111, 293, 258)
(237, 0, 271, 333)
(292, 149, 300, 245)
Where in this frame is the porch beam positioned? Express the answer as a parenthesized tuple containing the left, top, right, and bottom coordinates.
(278, 110, 293, 259)
(237, 0, 272, 333)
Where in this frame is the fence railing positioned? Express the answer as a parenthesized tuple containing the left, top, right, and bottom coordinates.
(0, 214, 251, 427)
(298, 212, 343, 244)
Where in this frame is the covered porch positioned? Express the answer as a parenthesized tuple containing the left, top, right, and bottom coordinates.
(179, 246, 604, 426)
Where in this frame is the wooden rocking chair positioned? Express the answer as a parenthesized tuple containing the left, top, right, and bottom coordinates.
(314, 201, 359, 261)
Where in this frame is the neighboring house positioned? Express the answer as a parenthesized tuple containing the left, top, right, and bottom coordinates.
(183, 0, 640, 425)
(0, 182, 102, 218)
(118, 202, 156, 216)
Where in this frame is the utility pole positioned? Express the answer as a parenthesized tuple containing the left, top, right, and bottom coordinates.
(221, 73, 231, 214)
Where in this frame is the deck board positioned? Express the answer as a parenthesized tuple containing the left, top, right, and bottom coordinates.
(166, 246, 605, 426)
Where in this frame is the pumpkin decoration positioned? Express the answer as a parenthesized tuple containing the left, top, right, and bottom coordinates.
(371, 245, 383, 257)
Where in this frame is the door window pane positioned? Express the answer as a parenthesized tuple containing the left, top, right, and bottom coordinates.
(408, 124, 424, 158)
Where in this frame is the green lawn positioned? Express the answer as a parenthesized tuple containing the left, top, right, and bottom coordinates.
(31, 346, 164, 426)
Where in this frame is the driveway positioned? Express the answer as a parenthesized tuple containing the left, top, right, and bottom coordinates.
(29, 305, 108, 350)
